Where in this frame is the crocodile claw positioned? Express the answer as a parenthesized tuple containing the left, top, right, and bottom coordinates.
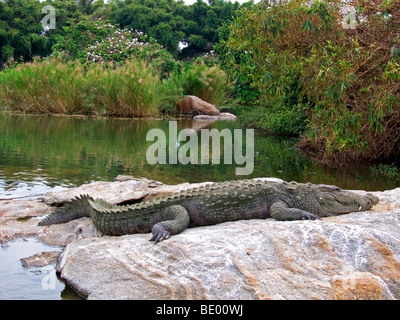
(301, 212, 321, 220)
(150, 225, 171, 243)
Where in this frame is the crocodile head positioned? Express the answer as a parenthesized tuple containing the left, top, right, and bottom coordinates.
(314, 184, 379, 215)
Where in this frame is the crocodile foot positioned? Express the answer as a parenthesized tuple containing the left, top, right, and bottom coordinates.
(150, 225, 171, 243)
(300, 212, 321, 220)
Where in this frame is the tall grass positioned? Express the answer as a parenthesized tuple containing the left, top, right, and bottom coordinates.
(176, 62, 227, 106)
(91, 60, 168, 117)
(0, 59, 179, 117)
(0, 60, 89, 114)
(0, 58, 228, 117)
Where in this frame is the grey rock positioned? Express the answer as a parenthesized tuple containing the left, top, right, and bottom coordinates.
(0, 199, 99, 246)
(1, 179, 399, 300)
(42, 178, 151, 206)
(20, 251, 61, 268)
(56, 188, 400, 300)
(193, 112, 237, 121)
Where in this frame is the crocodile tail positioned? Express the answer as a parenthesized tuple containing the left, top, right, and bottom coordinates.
(38, 195, 93, 226)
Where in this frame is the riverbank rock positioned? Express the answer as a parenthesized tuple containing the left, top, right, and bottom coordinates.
(56, 187, 400, 300)
(1, 178, 400, 300)
(177, 95, 220, 116)
(43, 177, 154, 206)
(0, 199, 99, 246)
(194, 113, 237, 121)
(0, 176, 209, 245)
(20, 251, 61, 268)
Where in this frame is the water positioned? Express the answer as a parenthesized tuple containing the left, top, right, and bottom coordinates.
(0, 238, 81, 300)
(0, 112, 398, 300)
(0, 113, 397, 194)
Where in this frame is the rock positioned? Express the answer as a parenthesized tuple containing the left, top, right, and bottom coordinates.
(0, 199, 100, 246)
(114, 175, 163, 187)
(193, 112, 237, 121)
(56, 188, 400, 300)
(1, 178, 400, 299)
(43, 178, 151, 206)
(0, 179, 210, 246)
(20, 251, 61, 268)
(177, 95, 220, 116)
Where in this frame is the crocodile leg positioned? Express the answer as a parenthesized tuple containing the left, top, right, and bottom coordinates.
(150, 205, 190, 243)
(270, 201, 321, 221)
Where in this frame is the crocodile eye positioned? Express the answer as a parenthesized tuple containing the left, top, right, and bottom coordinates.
(319, 185, 341, 192)
(322, 194, 336, 201)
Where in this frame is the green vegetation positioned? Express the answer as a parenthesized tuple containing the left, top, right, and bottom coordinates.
(239, 104, 308, 136)
(222, 0, 400, 163)
(0, 57, 228, 117)
(0, 0, 242, 68)
(0, 0, 233, 116)
(371, 163, 400, 181)
(0, 0, 399, 165)
(177, 61, 227, 106)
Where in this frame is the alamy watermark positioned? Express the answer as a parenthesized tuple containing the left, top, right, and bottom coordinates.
(40, 5, 56, 31)
(146, 121, 254, 175)
(41, 265, 57, 290)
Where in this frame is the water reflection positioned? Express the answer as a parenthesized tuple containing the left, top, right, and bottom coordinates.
(0, 238, 65, 300)
(0, 112, 398, 196)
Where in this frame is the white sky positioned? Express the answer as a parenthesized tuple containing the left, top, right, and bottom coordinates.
(183, 0, 261, 4)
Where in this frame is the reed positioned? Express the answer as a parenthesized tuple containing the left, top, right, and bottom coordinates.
(0, 60, 88, 114)
(177, 62, 227, 106)
(0, 59, 177, 117)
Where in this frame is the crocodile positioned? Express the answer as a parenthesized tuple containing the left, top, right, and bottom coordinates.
(38, 179, 379, 243)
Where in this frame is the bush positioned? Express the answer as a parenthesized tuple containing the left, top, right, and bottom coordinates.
(176, 61, 227, 106)
(91, 59, 167, 117)
(223, 0, 400, 162)
(52, 18, 180, 80)
(240, 103, 308, 136)
(371, 163, 400, 181)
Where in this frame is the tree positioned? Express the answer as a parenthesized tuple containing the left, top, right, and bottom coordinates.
(106, 0, 244, 58)
(225, 0, 400, 162)
(0, 0, 84, 69)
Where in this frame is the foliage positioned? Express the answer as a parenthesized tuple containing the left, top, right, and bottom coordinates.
(239, 103, 308, 136)
(225, 0, 400, 162)
(175, 61, 227, 106)
(371, 163, 400, 181)
(0, 0, 90, 68)
(91, 59, 171, 117)
(215, 22, 260, 105)
(51, 18, 180, 79)
(0, 0, 49, 67)
(105, 0, 241, 58)
(0, 0, 245, 69)
(0, 59, 89, 114)
(0, 58, 179, 117)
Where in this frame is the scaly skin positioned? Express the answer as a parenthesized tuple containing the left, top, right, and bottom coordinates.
(38, 179, 379, 242)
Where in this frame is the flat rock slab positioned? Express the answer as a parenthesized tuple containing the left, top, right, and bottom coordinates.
(20, 251, 61, 268)
(0, 199, 99, 246)
(1, 177, 400, 300)
(43, 178, 151, 206)
(194, 113, 237, 121)
(57, 188, 400, 300)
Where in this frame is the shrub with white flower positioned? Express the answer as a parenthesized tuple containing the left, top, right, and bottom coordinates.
(85, 25, 149, 64)
(53, 19, 179, 79)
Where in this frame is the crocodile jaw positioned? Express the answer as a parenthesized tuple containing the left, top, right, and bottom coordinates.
(315, 185, 379, 215)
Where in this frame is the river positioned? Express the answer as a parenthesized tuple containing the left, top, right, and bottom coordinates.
(0, 112, 398, 299)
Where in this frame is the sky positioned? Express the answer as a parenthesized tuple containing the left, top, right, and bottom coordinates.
(183, 0, 261, 4)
